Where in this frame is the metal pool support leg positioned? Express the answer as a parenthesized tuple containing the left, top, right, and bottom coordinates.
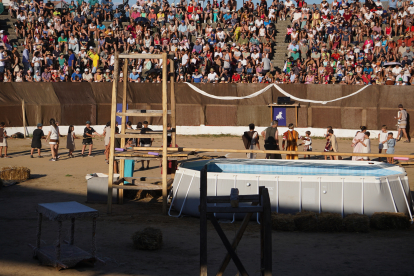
(386, 177, 398, 213)
(318, 177, 321, 214)
(398, 176, 413, 220)
(256, 176, 261, 224)
(341, 178, 345, 218)
(298, 177, 302, 212)
(361, 178, 364, 214)
(276, 176, 279, 213)
(168, 172, 184, 217)
(214, 174, 218, 218)
(168, 173, 195, 218)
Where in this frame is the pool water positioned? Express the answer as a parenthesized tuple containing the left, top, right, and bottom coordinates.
(181, 159, 403, 177)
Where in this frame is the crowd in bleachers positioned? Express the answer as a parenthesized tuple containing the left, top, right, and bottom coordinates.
(1, 0, 413, 84)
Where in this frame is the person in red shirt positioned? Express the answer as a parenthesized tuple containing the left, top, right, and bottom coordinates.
(232, 72, 241, 82)
(187, 2, 194, 13)
(331, 50, 340, 61)
(361, 72, 371, 84)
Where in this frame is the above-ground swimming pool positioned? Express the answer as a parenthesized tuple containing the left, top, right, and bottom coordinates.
(169, 159, 413, 219)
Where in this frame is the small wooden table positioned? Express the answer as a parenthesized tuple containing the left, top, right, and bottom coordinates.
(268, 103, 300, 127)
(30, 201, 99, 270)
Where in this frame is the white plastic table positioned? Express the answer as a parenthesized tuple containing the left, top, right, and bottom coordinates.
(30, 201, 99, 270)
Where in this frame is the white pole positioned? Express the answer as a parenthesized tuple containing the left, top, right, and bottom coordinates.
(318, 177, 321, 214)
(299, 177, 302, 212)
(256, 176, 260, 224)
(361, 178, 364, 214)
(341, 178, 344, 218)
(386, 177, 398, 213)
(276, 176, 279, 213)
(398, 176, 412, 220)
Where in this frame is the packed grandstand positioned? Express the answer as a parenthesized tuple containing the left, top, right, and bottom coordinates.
(0, 0, 413, 84)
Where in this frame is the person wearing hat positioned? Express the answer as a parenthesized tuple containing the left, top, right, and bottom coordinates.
(58, 33, 68, 54)
(82, 68, 93, 82)
(81, 121, 102, 157)
(192, 69, 203, 83)
(129, 68, 140, 82)
(30, 124, 45, 158)
(71, 68, 83, 81)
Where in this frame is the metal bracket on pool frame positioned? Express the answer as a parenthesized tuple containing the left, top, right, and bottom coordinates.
(168, 172, 196, 218)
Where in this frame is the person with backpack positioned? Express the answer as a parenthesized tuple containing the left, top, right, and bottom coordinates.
(139, 121, 153, 170)
(243, 123, 260, 159)
(261, 120, 281, 159)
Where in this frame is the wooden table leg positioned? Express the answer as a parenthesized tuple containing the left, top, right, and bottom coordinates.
(70, 218, 75, 245)
(56, 221, 62, 261)
(36, 213, 42, 250)
(92, 217, 96, 258)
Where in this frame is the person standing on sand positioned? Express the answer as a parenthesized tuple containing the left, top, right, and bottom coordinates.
(378, 125, 388, 162)
(30, 123, 45, 158)
(81, 121, 102, 157)
(66, 125, 77, 158)
(0, 122, 10, 158)
(282, 123, 302, 160)
(352, 126, 367, 161)
(395, 104, 409, 143)
(103, 122, 111, 163)
(45, 118, 60, 161)
(55, 121, 62, 159)
(328, 129, 339, 160)
(324, 126, 332, 160)
(261, 120, 281, 159)
(245, 123, 260, 159)
(383, 132, 396, 164)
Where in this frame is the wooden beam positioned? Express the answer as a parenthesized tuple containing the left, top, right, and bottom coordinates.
(162, 52, 168, 215)
(126, 109, 171, 114)
(118, 57, 128, 204)
(207, 195, 260, 204)
(114, 133, 163, 139)
(209, 215, 249, 276)
(217, 204, 258, 276)
(22, 100, 26, 138)
(200, 166, 208, 276)
(116, 112, 166, 117)
(206, 206, 263, 213)
(170, 59, 176, 147)
(131, 146, 414, 159)
(119, 53, 163, 59)
(124, 129, 176, 133)
(112, 184, 163, 190)
(107, 52, 119, 214)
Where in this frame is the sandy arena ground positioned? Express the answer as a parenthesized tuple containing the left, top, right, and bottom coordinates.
(0, 135, 414, 276)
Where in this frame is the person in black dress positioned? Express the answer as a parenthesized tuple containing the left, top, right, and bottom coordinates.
(81, 121, 102, 157)
(31, 124, 45, 158)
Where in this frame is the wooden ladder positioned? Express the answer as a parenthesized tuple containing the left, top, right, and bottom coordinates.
(107, 52, 176, 214)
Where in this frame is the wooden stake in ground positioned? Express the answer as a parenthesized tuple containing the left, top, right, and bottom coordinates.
(22, 100, 26, 138)
(162, 52, 168, 215)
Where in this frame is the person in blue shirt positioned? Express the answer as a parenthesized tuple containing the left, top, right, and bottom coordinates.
(363, 64, 373, 74)
(97, 22, 106, 32)
(71, 68, 83, 81)
(178, 21, 187, 38)
(192, 69, 203, 83)
(113, 8, 122, 24)
(89, 0, 99, 6)
(223, 10, 232, 21)
(388, 0, 397, 10)
(129, 69, 140, 82)
(207, 35, 216, 46)
(68, 49, 76, 75)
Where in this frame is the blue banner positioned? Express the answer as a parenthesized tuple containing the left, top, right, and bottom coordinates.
(273, 107, 286, 126)
(116, 103, 128, 126)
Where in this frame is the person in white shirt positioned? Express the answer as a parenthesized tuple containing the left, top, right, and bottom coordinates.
(127, 34, 136, 52)
(392, 64, 403, 76)
(207, 68, 217, 82)
(255, 17, 264, 28)
(408, 3, 414, 15)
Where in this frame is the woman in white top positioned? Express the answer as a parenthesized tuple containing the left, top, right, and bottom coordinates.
(45, 118, 60, 161)
(378, 125, 388, 161)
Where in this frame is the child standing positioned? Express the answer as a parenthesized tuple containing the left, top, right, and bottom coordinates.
(361, 131, 371, 161)
(384, 132, 396, 164)
(302, 131, 312, 159)
(66, 125, 77, 158)
(0, 122, 10, 158)
(378, 125, 388, 162)
(31, 123, 45, 158)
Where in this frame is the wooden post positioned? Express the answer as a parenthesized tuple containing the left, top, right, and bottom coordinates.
(162, 52, 168, 214)
(200, 166, 208, 276)
(118, 59, 128, 204)
(22, 100, 26, 138)
(295, 105, 298, 127)
(170, 58, 176, 147)
(107, 52, 119, 214)
(262, 188, 272, 276)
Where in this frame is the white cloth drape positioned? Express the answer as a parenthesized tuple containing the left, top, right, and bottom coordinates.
(184, 83, 370, 105)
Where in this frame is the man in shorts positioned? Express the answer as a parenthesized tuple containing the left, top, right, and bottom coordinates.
(139, 121, 153, 170)
(261, 120, 281, 159)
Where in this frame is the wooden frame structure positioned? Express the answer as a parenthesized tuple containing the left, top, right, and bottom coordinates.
(268, 103, 300, 127)
(199, 166, 272, 276)
(107, 52, 176, 214)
